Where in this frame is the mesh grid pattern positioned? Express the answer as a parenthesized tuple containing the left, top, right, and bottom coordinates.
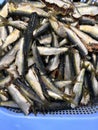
(7, 104, 98, 115)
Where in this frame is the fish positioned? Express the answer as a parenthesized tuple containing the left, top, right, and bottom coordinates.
(46, 32, 60, 71)
(26, 67, 47, 102)
(59, 38, 68, 47)
(64, 52, 74, 80)
(9, 2, 49, 17)
(63, 26, 88, 56)
(72, 49, 81, 76)
(0, 15, 28, 30)
(47, 90, 62, 100)
(32, 43, 74, 102)
(90, 72, 98, 97)
(80, 88, 90, 105)
(0, 39, 20, 70)
(73, 5, 98, 18)
(22, 12, 38, 75)
(33, 22, 50, 38)
(13, 78, 44, 104)
(59, 16, 75, 24)
(7, 0, 28, 3)
(71, 26, 98, 51)
(1, 29, 20, 49)
(71, 68, 85, 108)
(54, 80, 73, 88)
(15, 37, 24, 75)
(79, 25, 98, 40)
(37, 46, 68, 56)
(0, 0, 98, 115)
(6, 83, 31, 115)
(49, 16, 67, 38)
(57, 54, 65, 80)
(0, 26, 8, 42)
(0, 101, 19, 108)
(91, 53, 97, 68)
(32, 42, 46, 75)
(71, 25, 98, 47)
(28, 57, 35, 67)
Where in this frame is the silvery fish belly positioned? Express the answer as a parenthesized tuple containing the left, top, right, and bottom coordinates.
(0, 0, 98, 115)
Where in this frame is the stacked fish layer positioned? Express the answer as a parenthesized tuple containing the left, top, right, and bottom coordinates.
(0, 0, 98, 115)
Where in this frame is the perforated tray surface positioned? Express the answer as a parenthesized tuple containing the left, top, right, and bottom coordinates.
(0, 103, 98, 130)
(7, 103, 98, 115)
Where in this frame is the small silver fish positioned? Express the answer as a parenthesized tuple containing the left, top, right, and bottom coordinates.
(73, 49, 81, 76)
(9, 2, 49, 17)
(47, 32, 60, 71)
(79, 25, 98, 40)
(49, 16, 67, 38)
(7, 83, 31, 115)
(33, 22, 50, 38)
(0, 101, 19, 108)
(0, 26, 8, 42)
(32, 43, 73, 102)
(47, 90, 62, 100)
(71, 68, 85, 108)
(91, 72, 98, 97)
(2, 29, 20, 49)
(0, 15, 28, 30)
(0, 39, 20, 70)
(15, 37, 24, 75)
(64, 26, 88, 56)
(71, 25, 98, 46)
(37, 46, 68, 55)
(26, 67, 46, 102)
(64, 52, 74, 80)
(73, 5, 98, 18)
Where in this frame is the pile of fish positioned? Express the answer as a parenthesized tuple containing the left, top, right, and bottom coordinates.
(0, 0, 98, 115)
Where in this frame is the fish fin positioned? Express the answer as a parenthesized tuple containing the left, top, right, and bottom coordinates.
(0, 15, 8, 26)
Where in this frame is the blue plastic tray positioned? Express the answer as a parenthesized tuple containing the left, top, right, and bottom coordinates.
(0, 104, 98, 130)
